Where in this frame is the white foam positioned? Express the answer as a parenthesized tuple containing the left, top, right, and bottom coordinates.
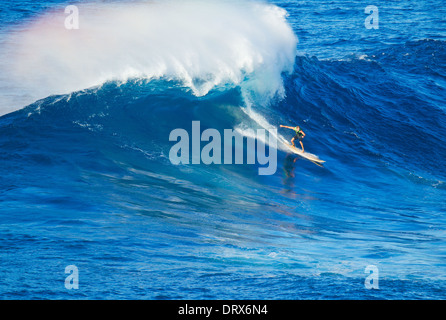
(0, 0, 298, 115)
(238, 106, 291, 151)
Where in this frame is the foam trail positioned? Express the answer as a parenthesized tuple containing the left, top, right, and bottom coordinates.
(0, 0, 298, 115)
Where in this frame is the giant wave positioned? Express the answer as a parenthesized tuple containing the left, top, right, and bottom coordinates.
(0, 0, 297, 116)
(0, 0, 445, 300)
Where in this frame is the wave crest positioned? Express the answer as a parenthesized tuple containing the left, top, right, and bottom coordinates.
(0, 0, 298, 115)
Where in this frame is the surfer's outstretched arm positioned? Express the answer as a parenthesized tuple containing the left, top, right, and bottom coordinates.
(280, 125, 295, 130)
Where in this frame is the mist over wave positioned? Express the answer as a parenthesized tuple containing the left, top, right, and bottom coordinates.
(0, 0, 297, 116)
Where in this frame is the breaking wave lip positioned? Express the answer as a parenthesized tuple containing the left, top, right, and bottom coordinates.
(0, 0, 298, 116)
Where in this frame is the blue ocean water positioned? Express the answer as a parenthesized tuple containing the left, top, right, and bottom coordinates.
(0, 0, 445, 299)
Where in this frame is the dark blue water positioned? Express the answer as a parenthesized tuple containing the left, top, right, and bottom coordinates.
(0, 0, 445, 299)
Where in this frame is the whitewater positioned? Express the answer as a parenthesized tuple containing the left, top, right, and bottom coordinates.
(0, 0, 297, 116)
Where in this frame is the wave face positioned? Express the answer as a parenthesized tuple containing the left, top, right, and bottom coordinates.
(1, 0, 446, 299)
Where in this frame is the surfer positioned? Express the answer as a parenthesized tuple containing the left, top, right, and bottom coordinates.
(280, 124, 306, 152)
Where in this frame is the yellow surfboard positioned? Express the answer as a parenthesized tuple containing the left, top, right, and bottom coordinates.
(284, 143, 325, 164)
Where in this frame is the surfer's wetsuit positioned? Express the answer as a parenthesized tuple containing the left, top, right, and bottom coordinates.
(293, 127, 304, 141)
(280, 124, 305, 152)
